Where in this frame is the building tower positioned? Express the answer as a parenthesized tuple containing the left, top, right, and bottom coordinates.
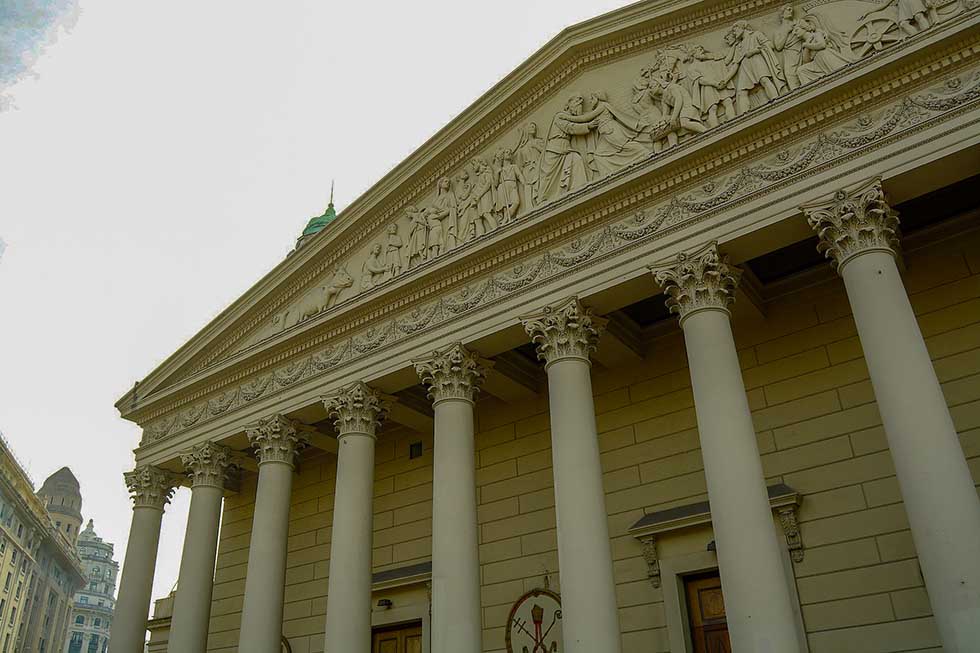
(64, 521, 117, 653)
(37, 468, 83, 543)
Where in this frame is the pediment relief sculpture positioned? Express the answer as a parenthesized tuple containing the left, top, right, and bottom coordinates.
(253, 0, 976, 350)
(139, 63, 980, 446)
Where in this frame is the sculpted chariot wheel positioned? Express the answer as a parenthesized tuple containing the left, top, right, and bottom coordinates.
(850, 12, 903, 57)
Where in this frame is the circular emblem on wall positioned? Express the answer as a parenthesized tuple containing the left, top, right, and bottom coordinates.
(505, 587, 562, 653)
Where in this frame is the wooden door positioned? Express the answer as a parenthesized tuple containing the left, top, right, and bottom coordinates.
(372, 622, 422, 653)
(685, 572, 732, 653)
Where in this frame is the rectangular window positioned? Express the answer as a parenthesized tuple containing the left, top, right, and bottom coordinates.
(9, 606, 16, 626)
(13, 583, 20, 600)
(2, 633, 9, 653)
(9, 552, 15, 566)
(3, 573, 10, 591)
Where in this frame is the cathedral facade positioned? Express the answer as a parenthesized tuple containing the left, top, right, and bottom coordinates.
(112, 1, 980, 652)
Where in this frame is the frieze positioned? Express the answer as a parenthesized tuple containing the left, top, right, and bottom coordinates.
(140, 63, 980, 446)
(183, 0, 980, 375)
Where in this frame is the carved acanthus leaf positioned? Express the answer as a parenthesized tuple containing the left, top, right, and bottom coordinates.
(322, 382, 391, 438)
(413, 343, 490, 405)
(521, 296, 607, 366)
(246, 414, 308, 467)
(652, 242, 741, 322)
(800, 178, 901, 272)
(124, 466, 178, 510)
(180, 442, 237, 489)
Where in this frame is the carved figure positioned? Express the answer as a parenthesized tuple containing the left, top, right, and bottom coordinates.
(537, 95, 603, 203)
(454, 170, 476, 240)
(773, 5, 807, 90)
(361, 243, 386, 290)
(278, 264, 353, 330)
(795, 20, 856, 85)
(631, 64, 666, 126)
(514, 122, 544, 209)
(651, 70, 707, 148)
(425, 176, 458, 254)
(495, 149, 525, 224)
(588, 91, 656, 176)
(688, 45, 737, 128)
(727, 20, 784, 115)
(406, 205, 428, 269)
(384, 223, 403, 278)
(863, 0, 932, 36)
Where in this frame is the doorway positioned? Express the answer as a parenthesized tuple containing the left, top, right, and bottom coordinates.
(372, 622, 423, 653)
(684, 571, 732, 653)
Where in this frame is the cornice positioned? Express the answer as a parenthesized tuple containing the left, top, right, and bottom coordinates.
(134, 52, 980, 452)
(121, 0, 977, 412)
(126, 19, 980, 437)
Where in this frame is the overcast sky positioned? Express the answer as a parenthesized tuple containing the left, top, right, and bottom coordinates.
(0, 0, 636, 608)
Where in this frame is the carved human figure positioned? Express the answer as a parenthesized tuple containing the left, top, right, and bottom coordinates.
(495, 149, 524, 224)
(651, 70, 707, 148)
(425, 176, 458, 253)
(467, 158, 499, 238)
(514, 122, 544, 208)
(862, 0, 932, 36)
(587, 91, 656, 177)
(794, 20, 855, 85)
(727, 20, 784, 115)
(631, 64, 666, 126)
(772, 4, 807, 90)
(361, 243, 386, 290)
(537, 94, 603, 203)
(454, 170, 476, 241)
(688, 45, 737, 128)
(384, 223, 403, 278)
(406, 205, 429, 269)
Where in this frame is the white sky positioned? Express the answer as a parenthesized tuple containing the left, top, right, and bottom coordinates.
(0, 0, 638, 608)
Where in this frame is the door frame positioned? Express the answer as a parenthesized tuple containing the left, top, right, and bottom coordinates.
(371, 603, 430, 653)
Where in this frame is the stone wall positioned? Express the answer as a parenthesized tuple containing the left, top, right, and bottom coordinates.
(203, 226, 980, 653)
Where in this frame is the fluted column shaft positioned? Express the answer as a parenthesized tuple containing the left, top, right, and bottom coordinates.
(415, 344, 488, 652)
(804, 179, 980, 651)
(109, 466, 176, 653)
(168, 443, 236, 653)
(323, 383, 390, 653)
(238, 416, 307, 653)
(521, 297, 622, 653)
(654, 245, 803, 653)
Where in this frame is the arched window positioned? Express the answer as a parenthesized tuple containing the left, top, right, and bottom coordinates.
(75, 615, 84, 625)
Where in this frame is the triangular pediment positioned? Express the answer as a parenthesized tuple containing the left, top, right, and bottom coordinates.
(119, 0, 980, 418)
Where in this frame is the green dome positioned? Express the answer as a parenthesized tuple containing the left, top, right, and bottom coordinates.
(302, 202, 337, 237)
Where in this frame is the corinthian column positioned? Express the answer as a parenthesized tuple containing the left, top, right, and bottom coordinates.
(520, 297, 621, 653)
(109, 466, 176, 653)
(167, 442, 236, 653)
(238, 415, 308, 653)
(414, 344, 489, 653)
(322, 382, 390, 653)
(803, 179, 980, 651)
(653, 244, 803, 653)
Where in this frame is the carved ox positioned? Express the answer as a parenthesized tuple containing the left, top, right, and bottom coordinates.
(276, 265, 353, 331)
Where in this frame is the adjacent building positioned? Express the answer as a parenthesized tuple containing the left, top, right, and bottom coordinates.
(0, 437, 85, 653)
(113, 2, 980, 652)
(64, 521, 117, 653)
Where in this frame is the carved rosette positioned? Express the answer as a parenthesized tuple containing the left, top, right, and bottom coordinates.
(801, 178, 901, 273)
(520, 296, 607, 367)
(180, 442, 237, 489)
(322, 382, 390, 438)
(413, 343, 490, 405)
(245, 414, 308, 467)
(652, 242, 742, 324)
(124, 465, 177, 510)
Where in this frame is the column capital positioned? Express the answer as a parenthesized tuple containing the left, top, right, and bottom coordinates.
(124, 465, 178, 510)
(322, 382, 391, 438)
(179, 442, 237, 489)
(246, 415, 308, 467)
(651, 242, 741, 325)
(520, 296, 607, 367)
(413, 343, 491, 405)
(800, 177, 901, 273)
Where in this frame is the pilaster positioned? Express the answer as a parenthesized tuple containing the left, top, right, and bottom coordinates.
(520, 296, 606, 368)
(413, 343, 490, 406)
(652, 242, 741, 325)
(801, 177, 901, 273)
